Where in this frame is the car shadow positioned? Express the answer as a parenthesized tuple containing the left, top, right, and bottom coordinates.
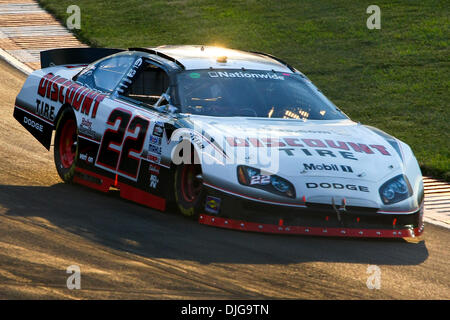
(0, 183, 429, 265)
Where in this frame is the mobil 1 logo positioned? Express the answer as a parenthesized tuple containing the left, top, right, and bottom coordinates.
(302, 163, 353, 173)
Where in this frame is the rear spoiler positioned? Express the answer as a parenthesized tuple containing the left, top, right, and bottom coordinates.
(40, 48, 124, 68)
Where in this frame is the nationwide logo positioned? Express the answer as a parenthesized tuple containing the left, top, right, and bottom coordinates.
(208, 71, 285, 80)
(303, 163, 353, 173)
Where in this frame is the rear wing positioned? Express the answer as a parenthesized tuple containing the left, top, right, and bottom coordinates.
(40, 47, 124, 68)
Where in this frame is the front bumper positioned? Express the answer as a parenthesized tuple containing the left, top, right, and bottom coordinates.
(199, 185, 424, 238)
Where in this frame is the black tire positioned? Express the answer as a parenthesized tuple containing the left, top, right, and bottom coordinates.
(174, 163, 205, 218)
(54, 108, 79, 183)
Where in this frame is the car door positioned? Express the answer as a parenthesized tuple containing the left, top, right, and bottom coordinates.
(75, 53, 174, 204)
(73, 52, 139, 179)
(111, 56, 175, 198)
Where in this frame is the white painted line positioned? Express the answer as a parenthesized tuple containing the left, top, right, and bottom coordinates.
(0, 48, 32, 75)
(5, 49, 38, 62)
(424, 217, 450, 230)
(0, 25, 71, 38)
(423, 176, 450, 230)
(0, 3, 45, 15)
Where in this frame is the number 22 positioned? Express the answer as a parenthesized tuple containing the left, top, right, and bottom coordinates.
(96, 108, 150, 179)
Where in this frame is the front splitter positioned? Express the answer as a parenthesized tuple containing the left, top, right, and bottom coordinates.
(199, 214, 424, 238)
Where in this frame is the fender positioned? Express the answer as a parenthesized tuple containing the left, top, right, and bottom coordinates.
(14, 66, 108, 150)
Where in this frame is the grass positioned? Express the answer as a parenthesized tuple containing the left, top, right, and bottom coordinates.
(39, 0, 450, 180)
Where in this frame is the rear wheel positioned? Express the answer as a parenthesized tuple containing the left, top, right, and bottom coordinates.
(54, 108, 78, 182)
(174, 163, 205, 218)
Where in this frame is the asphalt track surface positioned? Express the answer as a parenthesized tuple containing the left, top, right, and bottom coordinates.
(0, 60, 449, 300)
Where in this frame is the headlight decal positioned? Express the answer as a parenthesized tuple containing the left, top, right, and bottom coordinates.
(237, 165, 296, 198)
(379, 174, 413, 205)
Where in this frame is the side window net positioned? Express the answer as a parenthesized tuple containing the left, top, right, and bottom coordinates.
(125, 63, 169, 106)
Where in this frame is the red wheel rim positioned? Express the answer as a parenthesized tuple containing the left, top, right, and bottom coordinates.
(180, 164, 202, 202)
(59, 119, 77, 168)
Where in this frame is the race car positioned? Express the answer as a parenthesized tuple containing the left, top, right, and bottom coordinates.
(13, 45, 425, 238)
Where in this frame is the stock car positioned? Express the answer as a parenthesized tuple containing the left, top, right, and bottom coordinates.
(13, 45, 425, 238)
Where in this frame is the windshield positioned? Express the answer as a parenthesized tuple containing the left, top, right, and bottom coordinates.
(176, 69, 347, 120)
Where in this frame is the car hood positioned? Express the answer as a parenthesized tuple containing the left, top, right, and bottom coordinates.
(181, 115, 405, 185)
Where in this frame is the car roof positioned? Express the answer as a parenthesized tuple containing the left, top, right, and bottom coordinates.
(146, 45, 294, 73)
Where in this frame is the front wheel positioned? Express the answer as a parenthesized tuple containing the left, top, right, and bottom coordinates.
(174, 164, 205, 218)
(54, 108, 78, 182)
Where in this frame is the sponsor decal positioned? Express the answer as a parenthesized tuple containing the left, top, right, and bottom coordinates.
(79, 153, 94, 163)
(190, 132, 205, 149)
(149, 135, 162, 145)
(35, 99, 55, 121)
(37, 72, 106, 119)
(23, 116, 43, 132)
(14, 106, 53, 149)
(117, 58, 142, 94)
(147, 153, 161, 164)
(149, 163, 160, 174)
(302, 163, 353, 173)
(148, 144, 162, 155)
(226, 137, 390, 155)
(149, 174, 159, 189)
(306, 182, 369, 192)
(208, 71, 285, 80)
(80, 117, 92, 129)
(79, 117, 96, 139)
(280, 147, 358, 160)
(205, 196, 221, 215)
(152, 122, 164, 138)
(225, 136, 391, 161)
